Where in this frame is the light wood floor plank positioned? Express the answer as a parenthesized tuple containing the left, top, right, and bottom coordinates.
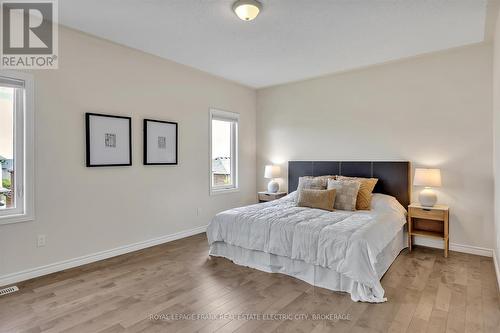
(0, 234, 498, 333)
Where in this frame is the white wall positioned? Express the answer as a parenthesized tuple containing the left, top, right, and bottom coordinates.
(493, 8, 500, 278)
(257, 44, 494, 251)
(0, 27, 257, 279)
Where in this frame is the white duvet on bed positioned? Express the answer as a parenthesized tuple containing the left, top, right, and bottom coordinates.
(207, 192, 407, 303)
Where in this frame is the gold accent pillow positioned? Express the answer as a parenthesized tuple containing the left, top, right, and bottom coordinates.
(297, 189, 336, 211)
(296, 176, 337, 202)
(337, 176, 378, 210)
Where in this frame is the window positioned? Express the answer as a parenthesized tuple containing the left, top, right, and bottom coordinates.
(0, 71, 34, 224)
(210, 109, 239, 194)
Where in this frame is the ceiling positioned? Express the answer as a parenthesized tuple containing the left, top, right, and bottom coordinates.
(59, 0, 488, 88)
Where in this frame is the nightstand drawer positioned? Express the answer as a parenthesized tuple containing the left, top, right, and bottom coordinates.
(258, 193, 273, 201)
(409, 207, 445, 221)
(258, 192, 286, 202)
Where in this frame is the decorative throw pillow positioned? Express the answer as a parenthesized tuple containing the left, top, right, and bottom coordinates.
(315, 175, 337, 183)
(327, 179, 361, 211)
(297, 189, 336, 211)
(337, 176, 378, 210)
(296, 176, 336, 202)
(297, 176, 334, 191)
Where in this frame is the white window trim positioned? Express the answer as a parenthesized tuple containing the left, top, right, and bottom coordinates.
(0, 70, 35, 225)
(209, 108, 239, 195)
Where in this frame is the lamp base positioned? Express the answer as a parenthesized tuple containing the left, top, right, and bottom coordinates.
(418, 187, 437, 207)
(267, 180, 279, 193)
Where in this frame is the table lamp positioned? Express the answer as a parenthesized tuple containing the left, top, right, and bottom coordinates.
(264, 165, 281, 193)
(413, 168, 442, 207)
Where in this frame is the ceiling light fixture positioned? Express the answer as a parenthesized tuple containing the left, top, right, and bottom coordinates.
(233, 0, 262, 21)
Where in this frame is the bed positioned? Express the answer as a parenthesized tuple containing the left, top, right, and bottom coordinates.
(207, 161, 410, 303)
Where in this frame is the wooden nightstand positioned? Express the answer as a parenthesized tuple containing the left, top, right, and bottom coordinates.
(258, 191, 286, 203)
(408, 203, 449, 257)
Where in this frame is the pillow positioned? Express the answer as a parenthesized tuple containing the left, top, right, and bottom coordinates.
(327, 179, 361, 211)
(371, 193, 407, 216)
(337, 176, 378, 210)
(296, 176, 337, 203)
(315, 175, 337, 182)
(297, 175, 336, 191)
(297, 189, 336, 211)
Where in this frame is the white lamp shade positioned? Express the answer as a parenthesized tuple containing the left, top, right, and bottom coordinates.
(264, 165, 281, 179)
(413, 168, 442, 187)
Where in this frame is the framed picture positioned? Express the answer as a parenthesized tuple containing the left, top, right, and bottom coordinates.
(144, 119, 178, 165)
(85, 113, 132, 167)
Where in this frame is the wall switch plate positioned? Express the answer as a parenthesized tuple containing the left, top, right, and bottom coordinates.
(37, 234, 46, 247)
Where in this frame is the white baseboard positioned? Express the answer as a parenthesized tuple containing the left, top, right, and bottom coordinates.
(413, 236, 493, 257)
(494, 250, 500, 291)
(0, 225, 208, 287)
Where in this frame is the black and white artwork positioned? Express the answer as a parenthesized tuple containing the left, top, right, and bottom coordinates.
(85, 113, 132, 167)
(105, 133, 117, 147)
(158, 136, 166, 149)
(144, 119, 178, 165)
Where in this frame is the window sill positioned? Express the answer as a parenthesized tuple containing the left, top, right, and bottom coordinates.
(0, 213, 35, 225)
(210, 188, 240, 196)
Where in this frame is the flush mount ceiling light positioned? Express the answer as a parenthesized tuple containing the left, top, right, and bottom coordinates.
(233, 0, 262, 21)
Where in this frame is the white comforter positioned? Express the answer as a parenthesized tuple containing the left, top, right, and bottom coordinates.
(207, 192, 407, 303)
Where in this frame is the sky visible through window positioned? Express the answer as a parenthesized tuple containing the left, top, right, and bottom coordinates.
(0, 87, 14, 162)
(0, 86, 14, 208)
(212, 119, 231, 159)
(212, 119, 232, 186)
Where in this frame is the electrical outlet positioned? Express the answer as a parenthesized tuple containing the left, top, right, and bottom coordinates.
(37, 234, 46, 247)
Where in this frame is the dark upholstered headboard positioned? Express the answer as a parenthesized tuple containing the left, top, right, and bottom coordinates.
(288, 161, 411, 208)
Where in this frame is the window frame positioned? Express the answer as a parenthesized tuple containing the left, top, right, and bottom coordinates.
(0, 70, 35, 225)
(209, 108, 239, 195)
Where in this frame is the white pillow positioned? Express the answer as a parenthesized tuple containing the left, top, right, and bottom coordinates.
(371, 193, 407, 216)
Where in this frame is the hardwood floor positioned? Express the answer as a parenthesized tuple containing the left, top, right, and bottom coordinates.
(1, 233, 499, 333)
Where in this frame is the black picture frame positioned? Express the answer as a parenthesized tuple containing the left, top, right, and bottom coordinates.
(143, 119, 178, 165)
(85, 113, 132, 167)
